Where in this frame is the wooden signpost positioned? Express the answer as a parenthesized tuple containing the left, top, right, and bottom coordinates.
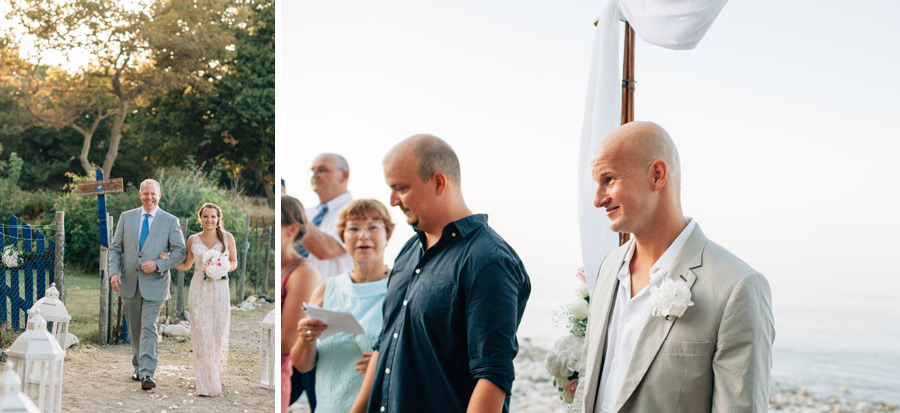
(75, 169, 124, 345)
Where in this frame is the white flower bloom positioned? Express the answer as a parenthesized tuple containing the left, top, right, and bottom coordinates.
(575, 283, 589, 299)
(545, 335, 585, 381)
(649, 278, 694, 319)
(201, 249, 229, 280)
(2, 246, 21, 268)
(568, 298, 589, 320)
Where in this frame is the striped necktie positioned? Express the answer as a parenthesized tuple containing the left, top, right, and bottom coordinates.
(297, 204, 328, 258)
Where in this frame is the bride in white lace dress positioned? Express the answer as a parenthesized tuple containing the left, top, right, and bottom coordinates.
(164, 203, 238, 396)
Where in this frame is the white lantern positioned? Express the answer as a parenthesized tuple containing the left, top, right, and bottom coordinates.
(7, 309, 65, 413)
(258, 309, 276, 390)
(30, 284, 71, 352)
(0, 362, 40, 413)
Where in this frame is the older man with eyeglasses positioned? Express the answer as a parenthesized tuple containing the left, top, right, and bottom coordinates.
(297, 153, 355, 280)
(289, 153, 355, 411)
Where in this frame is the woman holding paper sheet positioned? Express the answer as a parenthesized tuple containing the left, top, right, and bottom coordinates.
(291, 199, 394, 412)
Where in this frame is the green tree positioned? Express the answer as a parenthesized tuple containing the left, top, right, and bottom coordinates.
(4, 0, 237, 177)
(0, 144, 24, 217)
(205, 0, 275, 204)
(130, 0, 275, 203)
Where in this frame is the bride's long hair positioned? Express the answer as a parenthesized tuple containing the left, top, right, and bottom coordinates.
(198, 203, 227, 253)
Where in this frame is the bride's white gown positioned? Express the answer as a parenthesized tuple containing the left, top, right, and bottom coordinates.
(188, 236, 231, 396)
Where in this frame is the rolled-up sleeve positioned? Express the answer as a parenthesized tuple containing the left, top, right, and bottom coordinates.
(465, 256, 523, 394)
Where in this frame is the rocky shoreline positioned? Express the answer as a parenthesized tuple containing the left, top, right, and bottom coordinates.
(512, 339, 899, 412)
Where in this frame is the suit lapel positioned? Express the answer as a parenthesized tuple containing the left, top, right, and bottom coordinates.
(129, 209, 141, 254)
(614, 226, 707, 412)
(583, 241, 631, 411)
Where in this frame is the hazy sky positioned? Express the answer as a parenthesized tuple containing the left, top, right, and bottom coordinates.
(277, 0, 900, 344)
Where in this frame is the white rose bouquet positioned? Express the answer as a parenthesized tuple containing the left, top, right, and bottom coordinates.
(2, 245, 24, 268)
(201, 249, 229, 281)
(545, 267, 590, 408)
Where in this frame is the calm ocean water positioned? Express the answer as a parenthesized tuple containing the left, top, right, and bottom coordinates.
(517, 272, 900, 405)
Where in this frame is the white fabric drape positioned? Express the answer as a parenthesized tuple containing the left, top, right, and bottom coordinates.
(577, 0, 728, 291)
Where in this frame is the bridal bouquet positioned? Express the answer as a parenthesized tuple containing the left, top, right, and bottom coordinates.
(201, 249, 229, 280)
(545, 268, 590, 407)
(2, 245, 24, 268)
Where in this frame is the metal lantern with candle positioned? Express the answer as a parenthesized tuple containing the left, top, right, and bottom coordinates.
(0, 362, 40, 413)
(258, 308, 276, 389)
(7, 309, 65, 413)
(30, 283, 71, 352)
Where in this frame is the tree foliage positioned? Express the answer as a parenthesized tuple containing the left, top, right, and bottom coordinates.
(132, 0, 275, 204)
(0, 0, 274, 201)
(4, 0, 237, 177)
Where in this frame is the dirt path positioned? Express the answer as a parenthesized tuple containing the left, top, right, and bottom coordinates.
(61, 302, 275, 412)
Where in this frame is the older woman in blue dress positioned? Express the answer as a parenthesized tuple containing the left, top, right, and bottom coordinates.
(291, 199, 395, 412)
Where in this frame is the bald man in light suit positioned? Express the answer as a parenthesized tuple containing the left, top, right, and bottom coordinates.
(580, 122, 774, 412)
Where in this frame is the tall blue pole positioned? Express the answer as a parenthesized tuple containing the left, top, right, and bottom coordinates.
(97, 168, 109, 249)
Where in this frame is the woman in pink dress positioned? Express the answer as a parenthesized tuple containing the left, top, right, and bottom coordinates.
(165, 203, 238, 396)
(280, 196, 321, 411)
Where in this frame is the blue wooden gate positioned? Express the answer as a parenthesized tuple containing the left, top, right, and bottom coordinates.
(0, 216, 55, 330)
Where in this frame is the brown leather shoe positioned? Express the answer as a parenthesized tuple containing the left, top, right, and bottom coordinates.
(141, 377, 156, 390)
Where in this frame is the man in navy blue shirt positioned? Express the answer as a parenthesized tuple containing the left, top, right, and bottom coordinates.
(351, 134, 531, 413)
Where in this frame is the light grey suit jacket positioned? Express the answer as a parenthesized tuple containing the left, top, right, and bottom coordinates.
(581, 225, 774, 412)
(109, 207, 187, 301)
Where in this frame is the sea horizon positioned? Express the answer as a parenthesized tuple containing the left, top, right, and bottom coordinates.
(518, 271, 900, 405)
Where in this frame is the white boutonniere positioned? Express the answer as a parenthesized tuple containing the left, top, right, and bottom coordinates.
(649, 277, 694, 320)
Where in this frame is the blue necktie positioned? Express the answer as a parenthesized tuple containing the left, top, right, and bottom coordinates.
(297, 204, 328, 258)
(139, 213, 150, 251)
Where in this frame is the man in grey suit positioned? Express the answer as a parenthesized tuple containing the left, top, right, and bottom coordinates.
(581, 122, 774, 412)
(109, 179, 186, 390)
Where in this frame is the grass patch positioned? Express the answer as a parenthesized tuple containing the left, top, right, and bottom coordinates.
(62, 271, 102, 343)
(62, 270, 196, 344)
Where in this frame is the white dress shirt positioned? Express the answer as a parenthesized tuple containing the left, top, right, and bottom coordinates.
(305, 191, 354, 280)
(596, 219, 696, 413)
(139, 206, 159, 235)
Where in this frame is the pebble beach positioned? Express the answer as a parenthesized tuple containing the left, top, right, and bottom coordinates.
(290, 338, 898, 412)
(511, 339, 899, 413)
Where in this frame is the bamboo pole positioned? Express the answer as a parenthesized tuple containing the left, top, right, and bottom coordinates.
(619, 22, 636, 246)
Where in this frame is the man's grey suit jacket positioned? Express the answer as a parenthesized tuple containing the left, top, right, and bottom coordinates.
(109, 207, 186, 301)
(581, 224, 775, 412)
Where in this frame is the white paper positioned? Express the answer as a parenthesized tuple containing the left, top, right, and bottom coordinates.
(303, 302, 365, 339)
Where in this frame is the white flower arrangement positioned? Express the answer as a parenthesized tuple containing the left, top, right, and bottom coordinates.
(2, 245, 24, 268)
(545, 267, 590, 408)
(649, 277, 694, 320)
(201, 249, 229, 281)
